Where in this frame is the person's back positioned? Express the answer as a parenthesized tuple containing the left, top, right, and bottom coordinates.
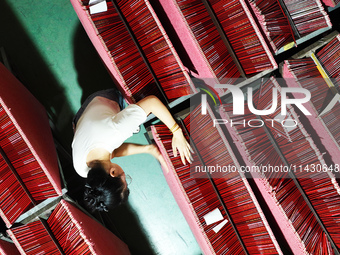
(71, 91, 192, 212)
(72, 96, 146, 178)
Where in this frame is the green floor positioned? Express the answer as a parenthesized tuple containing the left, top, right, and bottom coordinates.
(0, 0, 201, 254)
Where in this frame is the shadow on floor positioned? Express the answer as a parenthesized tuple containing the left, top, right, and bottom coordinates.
(72, 23, 121, 104)
(96, 203, 158, 255)
(0, 0, 74, 152)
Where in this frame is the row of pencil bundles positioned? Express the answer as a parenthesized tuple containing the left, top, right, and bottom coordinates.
(0, 61, 62, 232)
(152, 31, 340, 254)
(71, 0, 335, 103)
(6, 199, 130, 255)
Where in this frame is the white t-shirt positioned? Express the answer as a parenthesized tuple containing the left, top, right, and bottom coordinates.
(72, 97, 147, 178)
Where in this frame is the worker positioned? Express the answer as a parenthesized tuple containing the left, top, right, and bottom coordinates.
(72, 89, 192, 212)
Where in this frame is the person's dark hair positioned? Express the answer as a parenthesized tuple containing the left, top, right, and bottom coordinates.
(84, 167, 129, 212)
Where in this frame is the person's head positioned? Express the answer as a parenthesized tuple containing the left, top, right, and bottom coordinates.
(84, 162, 129, 212)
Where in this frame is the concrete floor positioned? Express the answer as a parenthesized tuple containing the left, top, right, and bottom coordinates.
(0, 0, 201, 254)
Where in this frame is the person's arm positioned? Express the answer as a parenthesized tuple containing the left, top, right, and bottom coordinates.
(112, 143, 169, 172)
(136, 95, 192, 165)
(112, 143, 155, 157)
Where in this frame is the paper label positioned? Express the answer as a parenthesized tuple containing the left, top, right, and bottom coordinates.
(89, 0, 108, 14)
(213, 219, 228, 233)
(203, 208, 223, 225)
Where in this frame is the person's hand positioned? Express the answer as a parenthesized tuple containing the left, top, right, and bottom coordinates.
(172, 129, 193, 165)
(147, 144, 170, 173)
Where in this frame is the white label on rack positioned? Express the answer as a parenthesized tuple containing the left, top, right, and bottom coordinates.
(203, 208, 223, 225)
(213, 219, 228, 233)
(89, 0, 107, 14)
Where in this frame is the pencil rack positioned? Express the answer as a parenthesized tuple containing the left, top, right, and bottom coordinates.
(282, 31, 340, 168)
(0, 63, 63, 229)
(219, 76, 340, 254)
(7, 199, 131, 255)
(151, 103, 283, 254)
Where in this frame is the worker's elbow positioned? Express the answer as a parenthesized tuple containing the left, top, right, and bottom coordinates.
(145, 95, 158, 102)
(137, 95, 161, 115)
(145, 95, 161, 107)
